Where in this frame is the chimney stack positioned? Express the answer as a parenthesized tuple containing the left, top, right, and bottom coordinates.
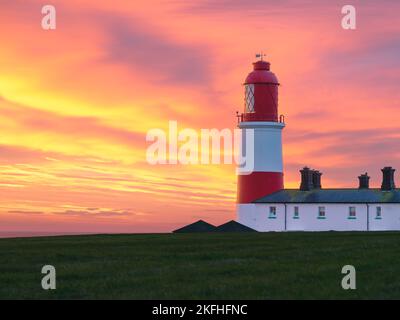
(381, 167, 396, 191)
(312, 170, 322, 189)
(358, 173, 370, 189)
(300, 167, 314, 191)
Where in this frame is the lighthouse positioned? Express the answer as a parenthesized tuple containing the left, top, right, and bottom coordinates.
(237, 56, 285, 230)
(175, 57, 400, 233)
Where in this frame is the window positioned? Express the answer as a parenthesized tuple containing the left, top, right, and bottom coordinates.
(318, 206, 326, 219)
(244, 84, 255, 113)
(348, 206, 356, 219)
(293, 206, 299, 219)
(376, 206, 382, 219)
(269, 206, 276, 219)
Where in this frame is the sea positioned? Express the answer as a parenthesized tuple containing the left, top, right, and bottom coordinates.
(0, 232, 99, 239)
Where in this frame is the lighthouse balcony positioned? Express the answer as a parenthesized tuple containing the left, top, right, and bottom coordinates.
(237, 112, 285, 124)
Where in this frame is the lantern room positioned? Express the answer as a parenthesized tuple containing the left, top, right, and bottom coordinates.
(241, 59, 280, 122)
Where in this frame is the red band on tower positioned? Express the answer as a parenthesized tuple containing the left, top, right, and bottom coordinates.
(237, 172, 283, 203)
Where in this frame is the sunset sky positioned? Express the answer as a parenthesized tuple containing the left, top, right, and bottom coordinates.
(1, 0, 400, 233)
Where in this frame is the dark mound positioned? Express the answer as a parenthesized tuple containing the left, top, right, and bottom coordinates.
(216, 220, 257, 232)
(173, 220, 216, 233)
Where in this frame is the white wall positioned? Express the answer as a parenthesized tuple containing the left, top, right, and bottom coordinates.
(237, 203, 400, 231)
(286, 204, 367, 231)
(237, 203, 285, 231)
(369, 204, 400, 231)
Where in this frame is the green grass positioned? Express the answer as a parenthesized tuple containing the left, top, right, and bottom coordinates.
(1, 232, 400, 299)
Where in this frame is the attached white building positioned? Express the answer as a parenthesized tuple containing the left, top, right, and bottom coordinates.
(238, 167, 400, 232)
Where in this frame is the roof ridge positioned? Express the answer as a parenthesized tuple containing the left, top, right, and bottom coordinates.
(254, 188, 400, 203)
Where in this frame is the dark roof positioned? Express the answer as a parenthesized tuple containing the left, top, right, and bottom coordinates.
(216, 220, 257, 232)
(173, 220, 216, 233)
(254, 188, 400, 204)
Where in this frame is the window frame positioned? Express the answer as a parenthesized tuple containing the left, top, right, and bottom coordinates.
(317, 206, 326, 219)
(348, 206, 356, 219)
(376, 206, 382, 219)
(269, 206, 277, 219)
(293, 206, 299, 219)
(244, 84, 255, 113)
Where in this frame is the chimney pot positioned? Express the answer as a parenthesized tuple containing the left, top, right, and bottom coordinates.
(312, 170, 322, 189)
(300, 167, 314, 191)
(381, 167, 396, 191)
(358, 172, 370, 189)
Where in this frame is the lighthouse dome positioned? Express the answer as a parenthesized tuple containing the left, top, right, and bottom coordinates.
(242, 59, 280, 122)
(244, 60, 279, 85)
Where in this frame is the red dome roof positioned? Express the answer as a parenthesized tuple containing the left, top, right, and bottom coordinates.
(244, 60, 279, 85)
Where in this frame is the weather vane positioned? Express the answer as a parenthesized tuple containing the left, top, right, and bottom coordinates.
(255, 52, 266, 61)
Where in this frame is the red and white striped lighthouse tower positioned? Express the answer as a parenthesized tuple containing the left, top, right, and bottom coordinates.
(237, 56, 285, 228)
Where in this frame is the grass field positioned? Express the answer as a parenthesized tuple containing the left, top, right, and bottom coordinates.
(1, 231, 400, 299)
